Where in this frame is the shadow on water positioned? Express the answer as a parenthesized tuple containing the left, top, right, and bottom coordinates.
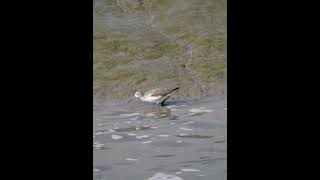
(161, 99, 193, 106)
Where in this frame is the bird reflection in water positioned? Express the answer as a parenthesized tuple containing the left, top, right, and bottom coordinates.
(142, 105, 172, 119)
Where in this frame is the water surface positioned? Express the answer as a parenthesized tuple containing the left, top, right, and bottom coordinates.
(93, 97, 227, 180)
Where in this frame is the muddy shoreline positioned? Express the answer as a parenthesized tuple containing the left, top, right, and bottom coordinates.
(93, 0, 227, 102)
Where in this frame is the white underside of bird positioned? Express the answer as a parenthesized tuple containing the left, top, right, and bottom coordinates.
(134, 87, 180, 105)
(140, 94, 168, 103)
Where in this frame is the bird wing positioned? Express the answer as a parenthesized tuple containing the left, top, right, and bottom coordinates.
(148, 87, 179, 97)
(148, 88, 169, 97)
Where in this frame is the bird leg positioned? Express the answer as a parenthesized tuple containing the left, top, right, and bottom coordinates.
(161, 96, 170, 106)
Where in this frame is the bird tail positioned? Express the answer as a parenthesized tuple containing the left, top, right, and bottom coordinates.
(165, 87, 180, 96)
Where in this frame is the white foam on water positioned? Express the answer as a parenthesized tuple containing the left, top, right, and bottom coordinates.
(119, 112, 141, 117)
(130, 117, 139, 120)
(108, 129, 116, 133)
(175, 172, 182, 174)
(147, 172, 183, 180)
(151, 127, 158, 129)
(111, 135, 123, 140)
(128, 133, 137, 136)
(145, 112, 155, 117)
(126, 121, 132, 124)
(93, 168, 100, 172)
(187, 108, 215, 116)
(137, 121, 142, 124)
(182, 122, 195, 125)
(125, 158, 138, 161)
(170, 122, 176, 125)
(181, 168, 200, 172)
(166, 105, 179, 108)
(157, 135, 170, 137)
(136, 135, 150, 139)
(189, 108, 214, 113)
(142, 141, 152, 144)
(176, 141, 183, 143)
(179, 127, 193, 131)
(179, 133, 188, 136)
(189, 109, 201, 113)
(93, 142, 104, 148)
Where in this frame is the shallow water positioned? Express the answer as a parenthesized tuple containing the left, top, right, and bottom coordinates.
(93, 97, 227, 180)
